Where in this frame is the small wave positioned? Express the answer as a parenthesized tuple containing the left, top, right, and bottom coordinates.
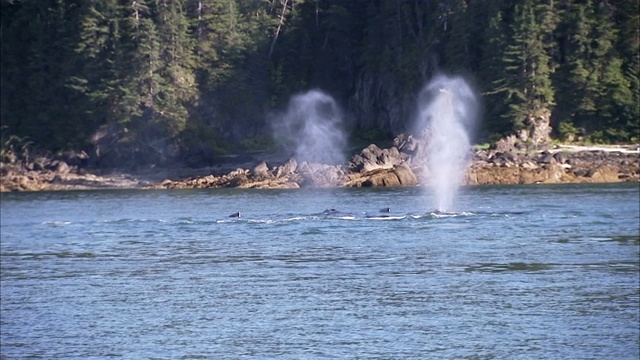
(216, 217, 306, 224)
(302, 228, 324, 235)
(365, 215, 406, 221)
(118, 240, 152, 245)
(428, 211, 476, 218)
(101, 218, 167, 224)
(465, 262, 555, 273)
(176, 220, 195, 224)
(42, 221, 72, 226)
(2, 251, 96, 259)
(212, 210, 493, 224)
(281, 216, 309, 222)
(249, 216, 316, 224)
(248, 219, 277, 224)
(334, 215, 358, 220)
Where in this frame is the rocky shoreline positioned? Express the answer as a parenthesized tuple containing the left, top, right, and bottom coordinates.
(1, 141, 638, 192)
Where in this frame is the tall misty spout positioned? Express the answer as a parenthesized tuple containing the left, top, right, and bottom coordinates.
(273, 89, 346, 164)
(415, 75, 478, 212)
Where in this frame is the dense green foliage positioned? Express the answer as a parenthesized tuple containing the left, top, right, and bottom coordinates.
(1, 0, 638, 166)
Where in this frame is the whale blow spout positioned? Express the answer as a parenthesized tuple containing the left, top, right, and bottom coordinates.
(415, 74, 479, 212)
(271, 89, 346, 165)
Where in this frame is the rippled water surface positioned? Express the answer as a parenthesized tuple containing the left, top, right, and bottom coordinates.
(1, 184, 639, 359)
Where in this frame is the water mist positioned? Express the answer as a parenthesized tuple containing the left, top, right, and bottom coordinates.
(272, 89, 346, 164)
(415, 75, 478, 212)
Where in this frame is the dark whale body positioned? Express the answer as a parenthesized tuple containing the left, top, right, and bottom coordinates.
(322, 208, 339, 215)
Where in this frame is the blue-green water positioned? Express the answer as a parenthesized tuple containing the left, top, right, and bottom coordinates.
(1, 184, 639, 359)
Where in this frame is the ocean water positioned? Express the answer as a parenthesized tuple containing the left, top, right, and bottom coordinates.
(1, 184, 639, 359)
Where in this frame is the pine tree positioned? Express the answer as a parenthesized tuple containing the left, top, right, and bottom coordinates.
(555, 0, 635, 142)
(491, 0, 556, 144)
(479, 1, 511, 137)
(614, 0, 640, 140)
(74, 0, 126, 136)
(0, 2, 83, 149)
(154, 0, 196, 138)
(590, 1, 634, 141)
(554, 1, 592, 126)
(443, 0, 472, 72)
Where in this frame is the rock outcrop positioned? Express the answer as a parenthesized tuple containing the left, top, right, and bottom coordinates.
(465, 148, 638, 185)
(349, 144, 406, 172)
(344, 163, 419, 187)
(151, 144, 638, 190)
(1, 136, 638, 192)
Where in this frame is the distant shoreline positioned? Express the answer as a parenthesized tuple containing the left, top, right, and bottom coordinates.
(1, 144, 638, 192)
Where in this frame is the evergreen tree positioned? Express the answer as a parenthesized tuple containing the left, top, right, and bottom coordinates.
(554, 0, 591, 130)
(555, 0, 635, 142)
(2, 0, 639, 166)
(154, 0, 196, 138)
(443, 0, 472, 72)
(74, 0, 126, 137)
(589, 1, 634, 141)
(479, 1, 511, 137)
(1, 1, 85, 149)
(491, 0, 556, 140)
(614, 0, 640, 140)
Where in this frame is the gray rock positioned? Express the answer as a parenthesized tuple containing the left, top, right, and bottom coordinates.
(349, 144, 404, 172)
(251, 161, 272, 179)
(538, 151, 556, 164)
(393, 164, 418, 186)
(274, 158, 298, 178)
(48, 160, 70, 174)
(491, 135, 518, 152)
(553, 152, 566, 164)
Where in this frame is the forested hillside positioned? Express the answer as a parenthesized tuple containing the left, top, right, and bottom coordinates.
(1, 0, 638, 167)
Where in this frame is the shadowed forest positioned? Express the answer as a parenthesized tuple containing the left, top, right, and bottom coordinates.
(1, 0, 638, 167)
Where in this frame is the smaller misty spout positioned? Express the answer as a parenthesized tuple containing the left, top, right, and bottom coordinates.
(272, 90, 346, 165)
(415, 74, 478, 212)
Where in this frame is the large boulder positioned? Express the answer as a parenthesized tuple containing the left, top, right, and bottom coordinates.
(238, 177, 300, 189)
(537, 151, 556, 164)
(220, 168, 249, 187)
(344, 164, 418, 187)
(349, 144, 405, 172)
(586, 165, 621, 183)
(274, 158, 298, 178)
(251, 161, 273, 180)
(297, 162, 345, 187)
(393, 163, 419, 186)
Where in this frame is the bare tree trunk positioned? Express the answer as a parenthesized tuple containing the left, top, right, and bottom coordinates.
(268, 0, 288, 58)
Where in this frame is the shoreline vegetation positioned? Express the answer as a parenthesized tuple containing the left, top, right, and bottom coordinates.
(1, 140, 638, 193)
(2, 1, 638, 172)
